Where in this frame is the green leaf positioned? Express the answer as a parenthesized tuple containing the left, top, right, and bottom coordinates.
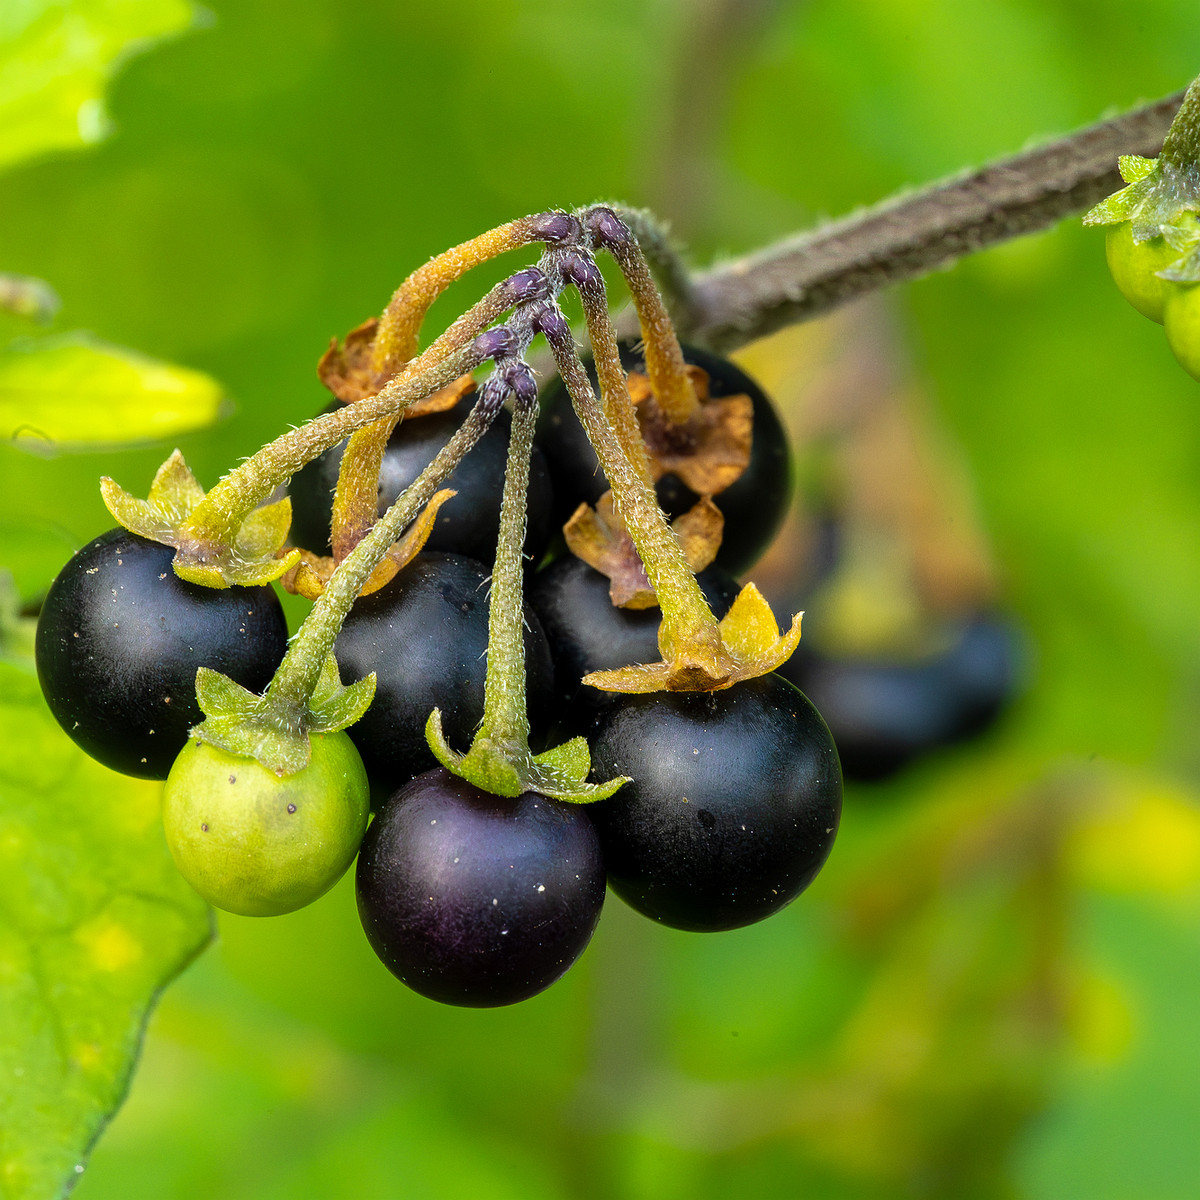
(1, 335, 225, 451)
(0, 0, 199, 172)
(0, 657, 211, 1200)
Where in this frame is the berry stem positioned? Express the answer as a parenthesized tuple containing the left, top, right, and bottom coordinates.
(331, 269, 547, 560)
(263, 384, 508, 726)
(475, 374, 538, 753)
(178, 344, 479, 549)
(537, 304, 732, 677)
(566, 251, 656, 490)
(584, 206, 700, 424)
(370, 211, 577, 374)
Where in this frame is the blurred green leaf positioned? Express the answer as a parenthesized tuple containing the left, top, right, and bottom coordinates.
(0, 334, 224, 451)
(0, 0, 198, 172)
(0, 656, 211, 1200)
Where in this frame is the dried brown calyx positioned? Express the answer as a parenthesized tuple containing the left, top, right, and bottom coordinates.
(627, 364, 752, 496)
(564, 490, 724, 609)
(318, 318, 474, 417)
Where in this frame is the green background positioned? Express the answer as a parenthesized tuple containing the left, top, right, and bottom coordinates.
(5, 1, 1200, 1197)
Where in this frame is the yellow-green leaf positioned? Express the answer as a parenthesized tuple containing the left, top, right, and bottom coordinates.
(1, 334, 224, 450)
(0, 0, 198, 172)
(0, 658, 211, 1200)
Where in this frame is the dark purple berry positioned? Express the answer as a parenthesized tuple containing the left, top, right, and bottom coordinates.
(536, 342, 791, 575)
(356, 768, 606, 1007)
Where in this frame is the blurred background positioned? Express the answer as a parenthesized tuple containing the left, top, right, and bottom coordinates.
(5, 1, 1200, 1196)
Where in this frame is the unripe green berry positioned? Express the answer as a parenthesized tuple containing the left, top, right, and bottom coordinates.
(1165, 282, 1200, 382)
(1105, 223, 1181, 324)
(163, 731, 370, 916)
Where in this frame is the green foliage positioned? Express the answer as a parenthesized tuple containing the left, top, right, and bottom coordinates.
(0, 0, 196, 170)
(0, 333, 223, 449)
(3, 0, 1200, 1198)
(0, 655, 210, 1200)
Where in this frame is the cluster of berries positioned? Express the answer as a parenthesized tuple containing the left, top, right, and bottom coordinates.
(37, 205, 846, 1007)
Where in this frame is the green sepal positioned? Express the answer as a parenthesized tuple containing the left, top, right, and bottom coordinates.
(186, 653, 375, 777)
(188, 666, 311, 775)
(100, 449, 301, 589)
(425, 709, 629, 804)
(304, 654, 377, 735)
(1083, 155, 1200, 242)
(1156, 214, 1200, 282)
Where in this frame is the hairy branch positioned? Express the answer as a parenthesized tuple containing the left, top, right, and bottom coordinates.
(656, 89, 1186, 352)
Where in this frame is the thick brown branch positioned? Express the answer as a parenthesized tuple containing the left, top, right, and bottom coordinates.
(673, 89, 1186, 352)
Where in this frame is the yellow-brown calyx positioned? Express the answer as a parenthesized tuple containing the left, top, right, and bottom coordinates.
(281, 488, 456, 600)
(318, 318, 475, 417)
(628, 365, 753, 496)
(563, 490, 723, 609)
(582, 581, 803, 694)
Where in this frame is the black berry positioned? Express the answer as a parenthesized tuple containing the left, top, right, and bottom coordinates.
(333, 553, 556, 793)
(35, 528, 289, 779)
(584, 674, 842, 932)
(356, 768, 606, 1006)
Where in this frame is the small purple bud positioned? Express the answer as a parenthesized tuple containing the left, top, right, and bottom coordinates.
(529, 211, 581, 244)
(584, 206, 630, 249)
(503, 361, 539, 406)
(478, 376, 511, 413)
(529, 304, 570, 341)
(560, 251, 602, 290)
(507, 267, 549, 302)
(473, 326, 518, 362)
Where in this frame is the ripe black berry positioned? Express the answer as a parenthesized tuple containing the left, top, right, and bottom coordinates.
(779, 615, 1021, 781)
(288, 396, 556, 566)
(356, 768, 606, 1006)
(536, 342, 792, 574)
(35, 528, 289, 779)
(584, 674, 842, 931)
(333, 553, 557, 793)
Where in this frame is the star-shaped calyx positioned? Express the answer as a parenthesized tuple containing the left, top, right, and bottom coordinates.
(101, 450, 300, 588)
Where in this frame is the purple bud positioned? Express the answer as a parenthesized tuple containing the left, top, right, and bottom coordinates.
(503, 361, 539, 407)
(506, 267, 549, 302)
(560, 251, 602, 290)
(478, 376, 510, 413)
(473, 326, 518, 362)
(529, 211, 581, 244)
(529, 304, 570, 341)
(584, 206, 630, 249)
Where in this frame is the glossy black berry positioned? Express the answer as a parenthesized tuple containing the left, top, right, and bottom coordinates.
(356, 768, 606, 1007)
(528, 555, 741, 709)
(288, 396, 556, 566)
(584, 674, 842, 932)
(333, 553, 556, 793)
(778, 615, 1022, 781)
(35, 528, 289, 779)
(536, 342, 792, 574)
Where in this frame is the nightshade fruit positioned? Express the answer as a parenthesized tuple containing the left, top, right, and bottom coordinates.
(1105, 222, 1181, 324)
(35, 528, 289, 779)
(333, 553, 556, 793)
(356, 768, 606, 1007)
(288, 396, 557, 566)
(163, 732, 370, 917)
(584, 674, 842, 932)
